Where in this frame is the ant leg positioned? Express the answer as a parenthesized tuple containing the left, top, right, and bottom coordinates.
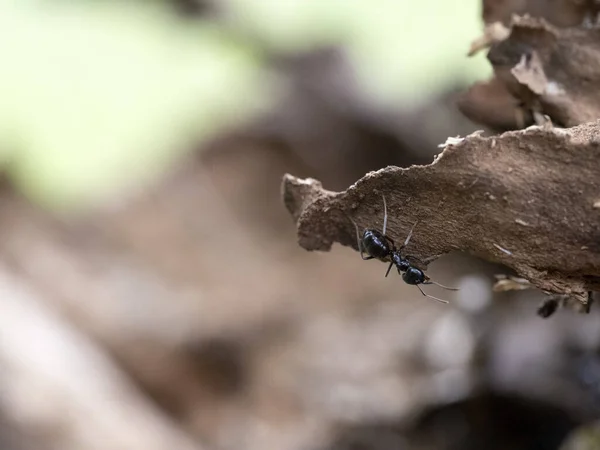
(406, 254, 441, 270)
(379, 196, 398, 250)
(421, 254, 442, 265)
(385, 261, 394, 277)
(423, 280, 460, 291)
(416, 285, 449, 304)
(399, 221, 419, 250)
(349, 216, 374, 261)
(584, 291, 594, 314)
(381, 194, 388, 236)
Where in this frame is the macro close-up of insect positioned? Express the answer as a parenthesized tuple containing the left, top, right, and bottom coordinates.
(349, 195, 458, 304)
(6, 1, 600, 450)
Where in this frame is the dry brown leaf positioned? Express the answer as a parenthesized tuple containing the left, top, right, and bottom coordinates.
(482, 0, 597, 27)
(282, 121, 600, 307)
(511, 51, 547, 96)
(468, 22, 511, 57)
(488, 15, 600, 127)
(457, 77, 533, 131)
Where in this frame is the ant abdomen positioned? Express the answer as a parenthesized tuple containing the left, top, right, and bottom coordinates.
(362, 229, 391, 260)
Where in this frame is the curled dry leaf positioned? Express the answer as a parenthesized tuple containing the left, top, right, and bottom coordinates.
(282, 121, 600, 307)
(482, 0, 598, 27)
(468, 22, 511, 57)
(488, 15, 600, 127)
(457, 76, 533, 131)
(461, 14, 600, 132)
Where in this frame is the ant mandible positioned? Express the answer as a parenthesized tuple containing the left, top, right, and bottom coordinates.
(349, 195, 458, 304)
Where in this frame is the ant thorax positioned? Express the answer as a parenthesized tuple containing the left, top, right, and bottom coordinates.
(391, 252, 410, 272)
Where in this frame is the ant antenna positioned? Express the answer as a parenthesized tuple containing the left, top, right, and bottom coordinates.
(423, 280, 460, 291)
(400, 221, 419, 249)
(416, 285, 450, 304)
(381, 194, 388, 236)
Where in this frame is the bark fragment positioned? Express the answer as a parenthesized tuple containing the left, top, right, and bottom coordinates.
(282, 121, 600, 306)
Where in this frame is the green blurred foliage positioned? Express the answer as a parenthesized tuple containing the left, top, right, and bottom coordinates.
(0, 0, 489, 211)
(0, 1, 272, 210)
(224, 0, 491, 107)
(560, 423, 600, 450)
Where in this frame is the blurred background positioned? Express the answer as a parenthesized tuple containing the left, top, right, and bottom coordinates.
(1, 1, 600, 449)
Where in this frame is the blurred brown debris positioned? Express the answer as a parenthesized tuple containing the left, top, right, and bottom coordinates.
(0, 48, 485, 446)
(482, 0, 600, 27)
(457, 76, 533, 130)
(490, 15, 600, 127)
(462, 13, 600, 130)
(468, 21, 511, 56)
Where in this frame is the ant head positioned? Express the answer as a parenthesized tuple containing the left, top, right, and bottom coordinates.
(402, 266, 426, 285)
(392, 252, 410, 272)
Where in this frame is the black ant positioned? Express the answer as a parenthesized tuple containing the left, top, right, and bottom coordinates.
(349, 195, 458, 304)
